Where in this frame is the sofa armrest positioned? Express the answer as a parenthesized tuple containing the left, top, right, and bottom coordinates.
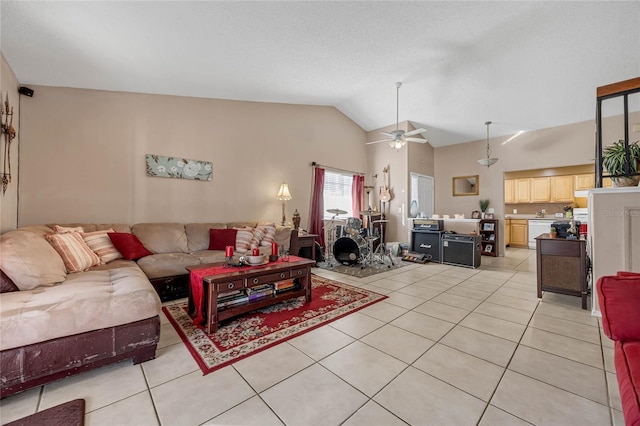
(598, 272, 640, 341)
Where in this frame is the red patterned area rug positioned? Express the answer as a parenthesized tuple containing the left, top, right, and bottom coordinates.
(163, 275, 387, 375)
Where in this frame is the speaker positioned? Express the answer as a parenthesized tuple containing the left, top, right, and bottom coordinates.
(18, 86, 34, 97)
(411, 231, 443, 263)
(442, 234, 481, 269)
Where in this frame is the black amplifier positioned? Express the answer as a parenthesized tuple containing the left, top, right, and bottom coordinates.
(413, 219, 444, 231)
(411, 230, 443, 263)
(442, 234, 481, 269)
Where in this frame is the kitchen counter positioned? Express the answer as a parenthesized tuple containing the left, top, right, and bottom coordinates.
(505, 214, 566, 220)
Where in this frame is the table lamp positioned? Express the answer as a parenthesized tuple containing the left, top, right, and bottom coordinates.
(276, 182, 292, 226)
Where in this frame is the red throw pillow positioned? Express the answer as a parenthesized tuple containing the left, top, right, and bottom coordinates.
(108, 232, 153, 260)
(208, 228, 238, 250)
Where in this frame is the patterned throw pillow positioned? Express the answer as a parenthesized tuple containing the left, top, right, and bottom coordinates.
(250, 228, 265, 249)
(45, 232, 101, 273)
(108, 233, 153, 260)
(82, 229, 123, 264)
(54, 225, 85, 234)
(234, 228, 253, 252)
(208, 228, 238, 250)
(257, 223, 277, 247)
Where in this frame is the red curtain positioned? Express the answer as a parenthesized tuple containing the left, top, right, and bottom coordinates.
(352, 174, 365, 217)
(309, 167, 325, 248)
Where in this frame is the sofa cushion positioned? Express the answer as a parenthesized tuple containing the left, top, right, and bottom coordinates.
(0, 230, 67, 290)
(598, 273, 640, 341)
(47, 223, 131, 233)
(88, 259, 138, 271)
(227, 221, 258, 229)
(136, 253, 201, 279)
(132, 223, 188, 254)
(108, 233, 153, 260)
(82, 229, 123, 264)
(46, 232, 101, 273)
(615, 340, 640, 426)
(185, 223, 227, 252)
(53, 225, 84, 234)
(190, 250, 228, 265)
(208, 228, 237, 251)
(0, 266, 161, 351)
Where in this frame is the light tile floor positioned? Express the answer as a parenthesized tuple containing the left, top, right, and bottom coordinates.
(0, 248, 623, 425)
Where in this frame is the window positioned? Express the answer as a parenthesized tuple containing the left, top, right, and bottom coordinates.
(323, 171, 353, 219)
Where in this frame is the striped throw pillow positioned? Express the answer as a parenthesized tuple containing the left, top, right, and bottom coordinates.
(250, 228, 265, 249)
(46, 232, 101, 273)
(235, 228, 253, 252)
(82, 229, 123, 264)
(257, 223, 277, 247)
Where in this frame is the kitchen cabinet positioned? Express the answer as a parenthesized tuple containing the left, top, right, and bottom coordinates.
(550, 175, 574, 202)
(515, 179, 531, 203)
(504, 180, 515, 203)
(574, 173, 595, 191)
(530, 177, 551, 202)
(510, 219, 528, 248)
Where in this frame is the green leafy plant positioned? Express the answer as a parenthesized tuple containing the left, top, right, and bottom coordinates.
(550, 226, 556, 233)
(602, 139, 640, 185)
(479, 199, 490, 212)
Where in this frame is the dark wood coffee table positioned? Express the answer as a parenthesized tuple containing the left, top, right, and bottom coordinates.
(188, 258, 314, 333)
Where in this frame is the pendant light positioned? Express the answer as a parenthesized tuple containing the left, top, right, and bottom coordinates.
(477, 121, 498, 167)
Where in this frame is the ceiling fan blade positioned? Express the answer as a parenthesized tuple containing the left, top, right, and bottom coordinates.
(404, 128, 426, 137)
(380, 132, 395, 137)
(366, 138, 392, 145)
(405, 137, 428, 143)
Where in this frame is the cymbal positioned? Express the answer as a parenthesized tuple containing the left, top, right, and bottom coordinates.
(359, 210, 377, 216)
(372, 219, 390, 223)
(327, 208, 347, 215)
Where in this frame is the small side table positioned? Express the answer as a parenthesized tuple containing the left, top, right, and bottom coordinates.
(290, 230, 319, 262)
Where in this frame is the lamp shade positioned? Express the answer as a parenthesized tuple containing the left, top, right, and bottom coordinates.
(276, 182, 292, 201)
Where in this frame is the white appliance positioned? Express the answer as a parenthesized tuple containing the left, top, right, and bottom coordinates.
(528, 219, 555, 249)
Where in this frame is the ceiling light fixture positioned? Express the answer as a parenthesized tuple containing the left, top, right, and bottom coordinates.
(477, 121, 498, 167)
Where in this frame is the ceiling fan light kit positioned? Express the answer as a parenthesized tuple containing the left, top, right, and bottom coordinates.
(366, 82, 427, 149)
(477, 121, 498, 167)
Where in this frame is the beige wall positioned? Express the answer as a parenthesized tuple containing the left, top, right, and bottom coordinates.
(435, 119, 602, 255)
(18, 86, 367, 228)
(0, 56, 20, 233)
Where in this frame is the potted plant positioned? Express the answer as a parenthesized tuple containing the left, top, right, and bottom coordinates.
(479, 199, 490, 218)
(602, 139, 640, 187)
(549, 226, 557, 238)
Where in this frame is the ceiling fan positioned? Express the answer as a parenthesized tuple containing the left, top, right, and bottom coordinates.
(366, 82, 427, 149)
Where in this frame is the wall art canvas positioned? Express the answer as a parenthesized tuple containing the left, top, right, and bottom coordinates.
(146, 154, 212, 181)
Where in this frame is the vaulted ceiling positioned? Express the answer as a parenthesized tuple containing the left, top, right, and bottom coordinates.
(1, 1, 638, 147)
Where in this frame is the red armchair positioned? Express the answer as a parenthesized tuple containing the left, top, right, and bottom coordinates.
(598, 271, 640, 426)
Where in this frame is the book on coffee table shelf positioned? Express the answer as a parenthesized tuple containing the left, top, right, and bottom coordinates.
(247, 284, 275, 301)
(274, 279, 297, 293)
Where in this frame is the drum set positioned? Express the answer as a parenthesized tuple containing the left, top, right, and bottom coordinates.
(325, 208, 394, 268)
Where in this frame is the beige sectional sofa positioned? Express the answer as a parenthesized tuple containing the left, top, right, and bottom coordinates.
(0, 221, 291, 397)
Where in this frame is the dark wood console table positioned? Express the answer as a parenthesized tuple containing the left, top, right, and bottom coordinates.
(535, 234, 588, 309)
(289, 230, 319, 262)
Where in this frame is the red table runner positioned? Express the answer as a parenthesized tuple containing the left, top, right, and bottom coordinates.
(189, 255, 308, 326)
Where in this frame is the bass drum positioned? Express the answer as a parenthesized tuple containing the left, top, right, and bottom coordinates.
(333, 236, 367, 265)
